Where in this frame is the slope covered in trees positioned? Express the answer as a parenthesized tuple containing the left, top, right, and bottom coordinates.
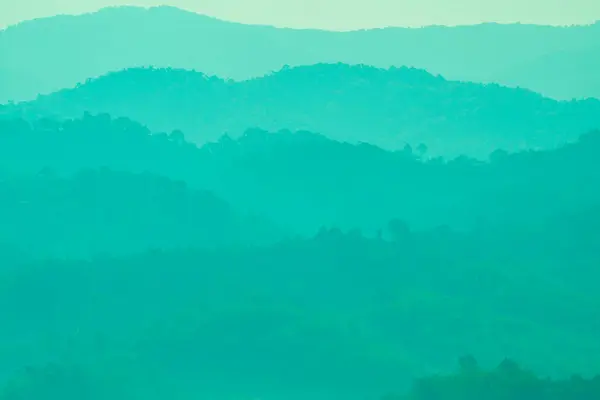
(2, 114, 600, 235)
(0, 117, 282, 256)
(3, 359, 600, 400)
(1, 6, 600, 102)
(399, 358, 600, 400)
(3, 7, 600, 400)
(0, 168, 281, 258)
(1, 216, 600, 399)
(4, 65, 600, 158)
(0, 117, 599, 397)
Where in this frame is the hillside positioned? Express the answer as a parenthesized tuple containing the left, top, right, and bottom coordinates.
(1, 213, 600, 398)
(2, 114, 600, 235)
(1, 6, 600, 102)
(3, 5, 600, 400)
(4, 65, 600, 158)
(2, 115, 600, 398)
(0, 167, 280, 258)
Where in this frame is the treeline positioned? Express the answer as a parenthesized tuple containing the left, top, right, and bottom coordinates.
(4, 64, 600, 157)
(398, 357, 600, 400)
(1, 225, 600, 398)
(1, 114, 600, 397)
(3, 8, 600, 400)
(1, 114, 600, 236)
(0, 168, 282, 258)
(2, 358, 600, 400)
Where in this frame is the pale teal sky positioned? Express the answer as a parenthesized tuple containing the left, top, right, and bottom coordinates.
(1, 0, 600, 30)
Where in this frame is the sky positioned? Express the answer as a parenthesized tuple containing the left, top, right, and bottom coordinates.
(1, 0, 600, 30)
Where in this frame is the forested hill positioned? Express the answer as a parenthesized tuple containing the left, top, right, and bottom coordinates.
(2, 114, 600, 237)
(3, 5, 600, 400)
(4, 65, 600, 158)
(0, 168, 283, 258)
(1, 106, 600, 400)
(1, 212, 600, 398)
(1, 6, 600, 102)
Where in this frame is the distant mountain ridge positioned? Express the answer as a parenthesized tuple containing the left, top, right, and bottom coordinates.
(4, 64, 600, 158)
(1, 6, 600, 102)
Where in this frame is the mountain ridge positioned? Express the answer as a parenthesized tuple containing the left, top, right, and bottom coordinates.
(3, 5, 600, 33)
(4, 64, 599, 158)
(3, 113, 599, 235)
(2, 6, 600, 102)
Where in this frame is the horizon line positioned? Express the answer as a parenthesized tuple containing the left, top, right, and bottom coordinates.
(2, 5, 599, 33)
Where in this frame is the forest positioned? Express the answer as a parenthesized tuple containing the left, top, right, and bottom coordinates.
(1, 112, 600, 399)
(4, 65, 600, 157)
(2, 5, 600, 399)
(2, 6, 600, 102)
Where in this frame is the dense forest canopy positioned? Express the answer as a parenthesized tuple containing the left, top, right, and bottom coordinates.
(1, 113, 600, 398)
(2, 7, 600, 398)
(2, 114, 599, 236)
(3, 65, 600, 158)
(1, 225, 600, 398)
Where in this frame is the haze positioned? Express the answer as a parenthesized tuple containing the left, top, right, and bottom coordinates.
(2, 0, 600, 29)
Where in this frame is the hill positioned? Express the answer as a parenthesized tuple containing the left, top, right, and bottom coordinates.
(1, 213, 600, 398)
(2, 115, 600, 398)
(0, 166, 280, 258)
(2, 114, 600, 235)
(1, 6, 600, 102)
(4, 65, 600, 158)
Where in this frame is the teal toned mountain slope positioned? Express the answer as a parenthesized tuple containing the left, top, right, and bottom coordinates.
(4, 65, 600, 158)
(1, 118, 600, 399)
(2, 114, 600, 235)
(3, 5, 600, 399)
(1, 6, 600, 102)
(0, 168, 281, 258)
(1, 206, 600, 399)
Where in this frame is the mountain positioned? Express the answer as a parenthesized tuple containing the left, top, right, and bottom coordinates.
(4, 65, 600, 158)
(0, 167, 281, 258)
(2, 209, 600, 398)
(1, 6, 600, 103)
(2, 114, 600, 235)
(2, 104, 600, 399)
(186, 126, 600, 234)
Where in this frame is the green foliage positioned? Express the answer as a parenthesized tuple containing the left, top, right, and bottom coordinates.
(2, 114, 600, 236)
(4, 64, 600, 158)
(0, 168, 282, 257)
(1, 214, 600, 397)
(1, 80, 599, 398)
(2, 359, 600, 400)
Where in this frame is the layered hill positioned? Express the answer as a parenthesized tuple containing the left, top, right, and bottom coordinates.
(1, 6, 599, 102)
(2, 113, 600, 398)
(0, 166, 280, 258)
(4, 64, 600, 158)
(2, 114, 600, 235)
(2, 210, 600, 398)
